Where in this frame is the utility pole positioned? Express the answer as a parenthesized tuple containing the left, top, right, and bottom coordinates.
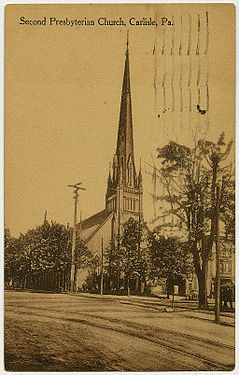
(100, 238, 104, 296)
(68, 182, 86, 294)
(215, 184, 221, 323)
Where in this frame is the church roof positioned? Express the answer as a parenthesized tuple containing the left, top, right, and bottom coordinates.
(77, 209, 113, 244)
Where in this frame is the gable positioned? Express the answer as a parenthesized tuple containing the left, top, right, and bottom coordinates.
(77, 209, 113, 244)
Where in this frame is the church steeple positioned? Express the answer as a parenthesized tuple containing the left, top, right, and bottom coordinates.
(115, 34, 136, 187)
(105, 36, 143, 220)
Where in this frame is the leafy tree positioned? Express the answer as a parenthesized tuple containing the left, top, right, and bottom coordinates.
(4, 220, 93, 292)
(119, 218, 150, 296)
(120, 218, 141, 296)
(147, 232, 193, 295)
(104, 241, 120, 293)
(156, 132, 234, 308)
(4, 229, 21, 287)
(221, 180, 235, 242)
(75, 235, 94, 270)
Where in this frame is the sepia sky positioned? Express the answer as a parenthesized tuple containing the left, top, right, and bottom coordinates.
(5, 4, 235, 236)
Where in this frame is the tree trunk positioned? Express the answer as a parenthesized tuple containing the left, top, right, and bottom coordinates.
(127, 274, 130, 297)
(135, 275, 139, 295)
(42, 271, 46, 290)
(116, 265, 120, 293)
(36, 274, 39, 289)
(46, 271, 49, 290)
(63, 272, 66, 291)
(60, 271, 63, 292)
(24, 275, 27, 289)
(53, 271, 57, 291)
(192, 242, 209, 309)
(197, 257, 209, 309)
(26, 274, 29, 288)
(56, 271, 59, 291)
(66, 272, 70, 292)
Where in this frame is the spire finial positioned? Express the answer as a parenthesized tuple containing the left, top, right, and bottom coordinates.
(138, 158, 142, 185)
(126, 30, 129, 53)
(44, 209, 47, 223)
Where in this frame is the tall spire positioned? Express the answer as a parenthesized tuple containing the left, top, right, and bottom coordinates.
(105, 36, 143, 217)
(43, 209, 48, 224)
(138, 158, 142, 184)
(116, 33, 136, 186)
(108, 162, 112, 184)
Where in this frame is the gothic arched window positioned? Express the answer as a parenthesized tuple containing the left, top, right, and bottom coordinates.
(120, 157, 124, 182)
(129, 166, 132, 186)
(127, 154, 133, 186)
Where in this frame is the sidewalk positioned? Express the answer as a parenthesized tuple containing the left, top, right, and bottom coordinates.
(78, 292, 235, 325)
(77, 292, 235, 348)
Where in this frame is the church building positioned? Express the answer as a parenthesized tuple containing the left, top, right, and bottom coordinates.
(76, 40, 143, 289)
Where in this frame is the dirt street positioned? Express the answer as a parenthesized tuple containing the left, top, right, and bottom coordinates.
(4, 290, 235, 371)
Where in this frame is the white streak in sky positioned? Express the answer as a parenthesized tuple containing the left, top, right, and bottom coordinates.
(153, 32, 157, 108)
(189, 87, 192, 112)
(196, 14, 200, 55)
(196, 57, 201, 86)
(179, 15, 183, 55)
(162, 73, 166, 112)
(204, 11, 209, 55)
(188, 55, 192, 87)
(179, 61, 183, 112)
(161, 27, 165, 55)
(170, 15, 175, 55)
(187, 14, 192, 56)
(171, 68, 175, 112)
